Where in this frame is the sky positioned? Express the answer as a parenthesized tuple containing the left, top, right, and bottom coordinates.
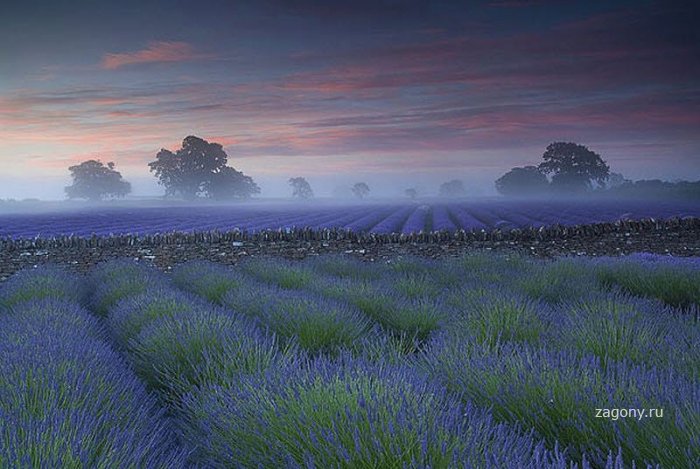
(1, 0, 699, 199)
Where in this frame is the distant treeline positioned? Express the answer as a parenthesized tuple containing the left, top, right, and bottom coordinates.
(14, 137, 697, 202)
(596, 179, 700, 199)
(494, 142, 698, 200)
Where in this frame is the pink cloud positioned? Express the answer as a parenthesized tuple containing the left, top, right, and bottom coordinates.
(101, 41, 212, 70)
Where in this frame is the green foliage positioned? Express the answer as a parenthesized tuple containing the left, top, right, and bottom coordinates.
(391, 272, 445, 299)
(240, 258, 314, 289)
(172, 261, 246, 303)
(267, 299, 370, 354)
(308, 255, 385, 281)
(517, 258, 598, 304)
(130, 312, 274, 399)
(178, 357, 528, 468)
(91, 276, 153, 316)
(597, 261, 700, 311)
(556, 293, 700, 378)
(445, 252, 530, 286)
(422, 341, 699, 466)
(346, 284, 445, 341)
(7, 253, 697, 467)
(447, 289, 547, 347)
(107, 291, 200, 347)
(0, 267, 85, 309)
(223, 287, 373, 355)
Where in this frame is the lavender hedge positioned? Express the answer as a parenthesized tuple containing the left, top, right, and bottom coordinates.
(173, 260, 377, 354)
(0, 265, 86, 309)
(3, 253, 699, 467)
(222, 285, 376, 354)
(420, 337, 700, 467)
(596, 255, 700, 311)
(177, 354, 571, 468)
(0, 269, 187, 467)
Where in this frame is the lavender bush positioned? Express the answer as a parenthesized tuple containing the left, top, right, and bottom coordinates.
(0, 265, 86, 308)
(239, 257, 315, 290)
(89, 260, 169, 316)
(222, 285, 375, 354)
(421, 338, 700, 467)
(0, 272, 187, 467)
(130, 309, 279, 399)
(172, 259, 249, 303)
(596, 256, 700, 310)
(2, 252, 698, 467)
(177, 354, 570, 468)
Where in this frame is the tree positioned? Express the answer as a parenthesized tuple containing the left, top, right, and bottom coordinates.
(65, 160, 131, 201)
(289, 177, 314, 199)
(351, 182, 370, 199)
(405, 188, 417, 200)
(538, 142, 609, 193)
(605, 172, 630, 189)
(495, 166, 549, 196)
(148, 135, 258, 200)
(205, 166, 260, 200)
(438, 179, 466, 197)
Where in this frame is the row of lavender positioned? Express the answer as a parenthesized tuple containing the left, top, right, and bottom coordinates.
(1, 253, 698, 466)
(191, 254, 699, 467)
(0, 267, 188, 466)
(88, 259, 569, 467)
(0, 199, 698, 238)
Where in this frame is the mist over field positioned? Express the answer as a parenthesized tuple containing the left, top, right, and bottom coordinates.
(0, 172, 499, 202)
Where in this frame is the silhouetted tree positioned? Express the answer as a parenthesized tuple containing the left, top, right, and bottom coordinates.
(148, 136, 258, 200)
(405, 188, 417, 200)
(289, 177, 314, 199)
(538, 142, 609, 193)
(351, 182, 370, 199)
(603, 179, 700, 199)
(439, 179, 466, 197)
(495, 166, 549, 196)
(65, 160, 131, 201)
(205, 166, 260, 200)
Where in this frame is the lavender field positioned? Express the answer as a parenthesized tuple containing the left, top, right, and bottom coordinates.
(0, 198, 698, 238)
(1, 254, 698, 467)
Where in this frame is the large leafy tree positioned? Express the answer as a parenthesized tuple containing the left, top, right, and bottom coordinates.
(289, 177, 314, 199)
(148, 136, 258, 200)
(438, 179, 466, 197)
(538, 142, 610, 193)
(351, 182, 370, 199)
(65, 160, 131, 201)
(206, 166, 261, 200)
(495, 166, 549, 196)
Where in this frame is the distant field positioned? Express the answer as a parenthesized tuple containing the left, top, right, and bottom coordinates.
(0, 198, 698, 238)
